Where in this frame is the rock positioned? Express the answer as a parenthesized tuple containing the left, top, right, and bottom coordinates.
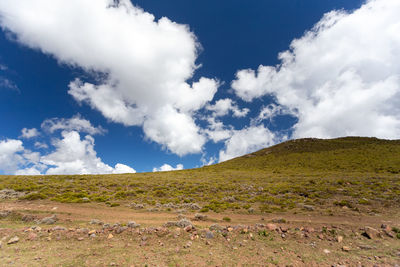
(77, 237, 84, 241)
(194, 213, 207, 221)
(227, 227, 234, 232)
(27, 233, 38, 241)
(222, 196, 236, 203)
(342, 246, 351, 252)
(266, 224, 277, 231)
(248, 208, 254, 213)
(184, 225, 194, 232)
(7, 236, 19, 245)
(127, 221, 140, 228)
(318, 234, 324, 240)
(88, 230, 96, 235)
(77, 228, 89, 234)
(304, 227, 315, 233)
(114, 226, 128, 234)
(337, 236, 343, 243)
(0, 210, 11, 218)
(82, 197, 90, 202)
(108, 234, 113, 239)
(384, 230, 394, 238)
(0, 241, 2, 249)
(89, 233, 96, 238)
(362, 226, 381, 239)
(209, 224, 223, 232)
(323, 249, 330, 254)
(280, 226, 289, 233)
(40, 215, 57, 225)
(205, 231, 214, 239)
(22, 214, 37, 222)
(302, 205, 315, 211)
(184, 241, 192, 248)
(90, 219, 103, 225)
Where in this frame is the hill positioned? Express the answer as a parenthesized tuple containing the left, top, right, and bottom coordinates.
(212, 137, 400, 174)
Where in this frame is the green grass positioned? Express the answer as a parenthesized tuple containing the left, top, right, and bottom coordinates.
(0, 137, 399, 213)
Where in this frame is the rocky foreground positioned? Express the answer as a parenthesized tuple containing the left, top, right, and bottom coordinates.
(1, 209, 400, 266)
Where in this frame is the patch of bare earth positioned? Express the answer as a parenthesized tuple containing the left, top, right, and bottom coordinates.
(1, 200, 400, 266)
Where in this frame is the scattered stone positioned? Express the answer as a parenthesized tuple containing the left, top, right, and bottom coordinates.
(194, 213, 207, 221)
(0, 189, 25, 199)
(0, 210, 11, 218)
(247, 208, 254, 213)
(127, 221, 140, 228)
(90, 219, 103, 225)
(27, 233, 38, 241)
(88, 230, 96, 235)
(40, 215, 57, 225)
(184, 241, 192, 248)
(107, 234, 113, 239)
(184, 225, 194, 232)
(77, 237, 84, 241)
(304, 227, 315, 233)
(323, 249, 331, 254)
(342, 246, 351, 252)
(337, 236, 343, 243)
(77, 228, 89, 234)
(0, 241, 2, 249)
(266, 224, 277, 231)
(82, 197, 90, 202)
(209, 224, 223, 232)
(7, 236, 19, 245)
(302, 205, 315, 211)
(362, 226, 381, 239)
(318, 234, 324, 240)
(164, 218, 193, 228)
(227, 227, 234, 232)
(114, 226, 128, 234)
(280, 226, 289, 233)
(22, 214, 37, 222)
(206, 231, 214, 239)
(89, 233, 96, 238)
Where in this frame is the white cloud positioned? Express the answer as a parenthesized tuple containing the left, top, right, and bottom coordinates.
(219, 125, 277, 162)
(0, 139, 25, 173)
(112, 163, 136, 174)
(0, 77, 19, 91)
(204, 117, 233, 143)
(20, 128, 39, 139)
(41, 114, 105, 135)
(206, 98, 249, 118)
(257, 104, 292, 122)
(232, 0, 400, 139)
(0, 0, 219, 155)
(41, 131, 136, 175)
(153, 163, 184, 172)
(34, 141, 48, 149)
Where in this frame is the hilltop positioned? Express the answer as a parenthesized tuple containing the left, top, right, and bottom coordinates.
(213, 137, 400, 173)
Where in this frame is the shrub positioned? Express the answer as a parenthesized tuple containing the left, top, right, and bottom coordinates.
(21, 193, 47, 200)
(222, 217, 231, 222)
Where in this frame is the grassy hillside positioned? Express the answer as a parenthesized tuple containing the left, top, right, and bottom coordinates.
(0, 137, 399, 214)
(212, 137, 400, 174)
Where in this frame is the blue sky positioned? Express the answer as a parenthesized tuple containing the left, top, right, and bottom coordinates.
(0, 0, 399, 175)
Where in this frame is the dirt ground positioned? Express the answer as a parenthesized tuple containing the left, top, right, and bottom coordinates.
(1, 200, 400, 266)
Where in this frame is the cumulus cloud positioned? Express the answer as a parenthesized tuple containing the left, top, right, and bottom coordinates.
(219, 125, 277, 162)
(20, 128, 39, 139)
(232, 0, 400, 139)
(41, 114, 105, 135)
(0, 115, 136, 175)
(0, 139, 25, 173)
(0, 0, 219, 155)
(206, 98, 249, 118)
(153, 163, 184, 172)
(41, 131, 136, 175)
